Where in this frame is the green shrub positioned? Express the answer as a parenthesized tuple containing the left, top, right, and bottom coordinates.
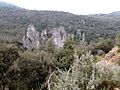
(0, 43, 19, 90)
(88, 39, 114, 54)
(51, 52, 120, 90)
(17, 50, 56, 90)
(55, 36, 75, 70)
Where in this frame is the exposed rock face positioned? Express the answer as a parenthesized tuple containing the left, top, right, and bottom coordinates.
(105, 46, 120, 65)
(40, 29, 48, 44)
(51, 26, 67, 48)
(76, 29, 85, 42)
(96, 46, 120, 66)
(97, 50, 105, 56)
(22, 24, 40, 49)
(95, 46, 120, 78)
(22, 25, 67, 49)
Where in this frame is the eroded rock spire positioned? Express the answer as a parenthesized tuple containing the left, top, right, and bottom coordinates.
(22, 24, 40, 49)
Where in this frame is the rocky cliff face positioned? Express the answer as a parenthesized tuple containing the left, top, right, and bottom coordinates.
(104, 46, 120, 65)
(95, 46, 120, 81)
(22, 24, 40, 49)
(96, 46, 120, 69)
(51, 26, 67, 48)
(96, 46, 120, 65)
(22, 25, 67, 49)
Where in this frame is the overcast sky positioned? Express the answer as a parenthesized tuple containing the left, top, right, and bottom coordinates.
(1, 0, 120, 15)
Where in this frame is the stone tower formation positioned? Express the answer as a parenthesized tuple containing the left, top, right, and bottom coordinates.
(77, 29, 85, 42)
(22, 25, 67, 49)
(22, 24, 85, 49)
(22, 24, 40, 49)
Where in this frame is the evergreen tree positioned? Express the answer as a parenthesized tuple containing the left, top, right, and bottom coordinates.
(56, 35, 75, 70)
(0, 43, 19, 90)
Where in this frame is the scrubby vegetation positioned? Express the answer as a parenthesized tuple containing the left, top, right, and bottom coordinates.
(0, 33, 120, 90)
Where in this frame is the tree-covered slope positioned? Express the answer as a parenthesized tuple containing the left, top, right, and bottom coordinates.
(0, 2, 120, 42)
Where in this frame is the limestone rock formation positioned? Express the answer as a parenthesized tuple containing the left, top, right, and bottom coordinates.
(51, 26, 67, 48)
(40, 29, 48, 44)
(22, 25, 67, 49)
(22, 24, 40, 49)
(76, 29, 85, 42)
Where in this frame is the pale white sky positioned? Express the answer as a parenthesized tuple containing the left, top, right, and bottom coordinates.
(1, 0, 120, 15)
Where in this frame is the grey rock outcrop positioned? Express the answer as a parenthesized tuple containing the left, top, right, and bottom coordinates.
(51, 26, 67, 48)
(41, 29, 48, 44)
(22, 24, 40, 49)
(22, 25, 67, 49)
(77, 29, 85, 42)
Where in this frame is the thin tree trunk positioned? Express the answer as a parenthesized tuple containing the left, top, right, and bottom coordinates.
(2, 84, 5, 90)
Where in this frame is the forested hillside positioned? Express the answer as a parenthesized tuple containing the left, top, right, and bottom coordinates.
(0, 1, 120, 43)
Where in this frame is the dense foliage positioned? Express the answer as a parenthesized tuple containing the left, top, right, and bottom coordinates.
(0, 34, 120, 90)
(0, 36, 75, 90)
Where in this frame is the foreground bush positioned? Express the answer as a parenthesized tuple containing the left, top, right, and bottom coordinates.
(17, 50, 57, 90)
(55, 36, 75, 70)
(0, 43, 19, 90)
(50, 52, 120, 90)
